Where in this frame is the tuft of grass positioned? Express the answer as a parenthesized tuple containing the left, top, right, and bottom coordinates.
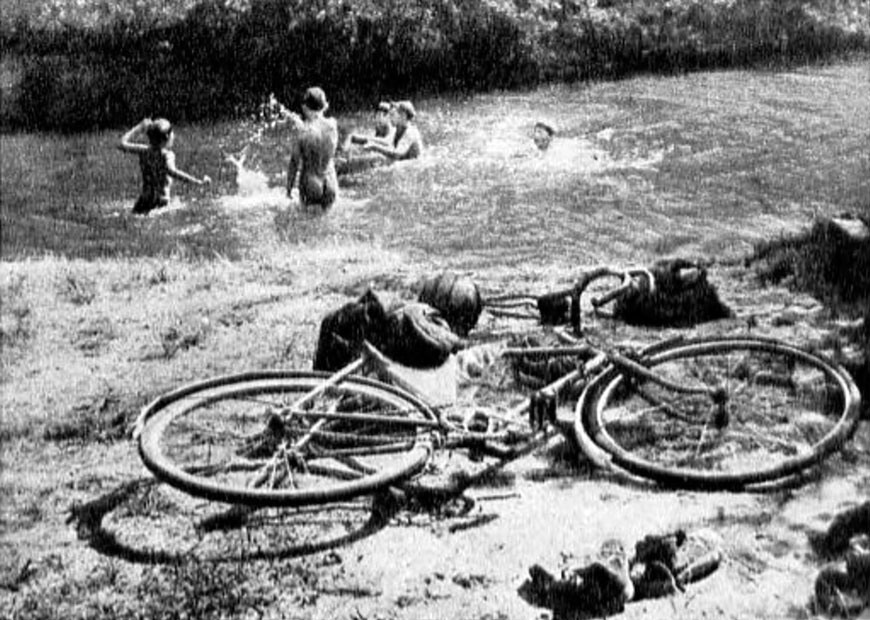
(146, 264, 171, 286)
(0, 273, 31, 349)
(156, 315, 212, 360)
(57, 269, 97, 305)
(73, 316, 117, 356)
(42, 389, 133, 443)
(1, 553, 318, 620)
(134, 560, 280, 620)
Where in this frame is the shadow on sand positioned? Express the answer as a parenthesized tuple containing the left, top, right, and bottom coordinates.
(67, 477, 393, 565)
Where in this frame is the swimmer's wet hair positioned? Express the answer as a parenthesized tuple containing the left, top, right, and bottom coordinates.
(377, 101, 393, 113)
(303, 86, 328, 112)
(146, 118, 173, 146)
(534, 121, 555, 136)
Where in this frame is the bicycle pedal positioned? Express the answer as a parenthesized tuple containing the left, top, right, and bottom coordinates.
(544, 394, 557, 425)
(529, 392, 558, 430)
(528, 393, 543, 429)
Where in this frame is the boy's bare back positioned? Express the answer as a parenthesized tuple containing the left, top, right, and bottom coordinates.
(296, 116, 338, 175)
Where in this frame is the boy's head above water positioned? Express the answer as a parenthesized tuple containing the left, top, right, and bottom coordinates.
(146, 118, 174, 148)
(533, 121, 555, 151)
(302, 87, 328, 113)
(393, 100, 416, 121)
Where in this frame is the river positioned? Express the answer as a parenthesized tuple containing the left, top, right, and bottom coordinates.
(1, 61, 867, 269)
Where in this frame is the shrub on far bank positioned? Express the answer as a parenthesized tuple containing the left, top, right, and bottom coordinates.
(1, 0, 868, 130)
(749, 210, 870, 311)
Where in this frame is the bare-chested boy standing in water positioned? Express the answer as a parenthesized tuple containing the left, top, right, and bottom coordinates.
(119, 118, 210, 215)
(287, 87, 339, 209)
(363, 100, 423, 161)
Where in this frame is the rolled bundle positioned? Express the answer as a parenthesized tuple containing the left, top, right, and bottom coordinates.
(418, 272, 483, 336)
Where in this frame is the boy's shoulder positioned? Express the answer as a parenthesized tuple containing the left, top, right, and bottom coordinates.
(402, 124, 423, 144)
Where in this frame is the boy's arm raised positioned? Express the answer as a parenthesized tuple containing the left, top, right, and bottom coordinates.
(118, 119, 150, 153)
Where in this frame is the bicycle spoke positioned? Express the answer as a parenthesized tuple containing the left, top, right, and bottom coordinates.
(334, 455, 377, 476)
(268, 457, 283, 489)
(171, 420, 255, 442)
(578, 337, 861, 489)
(250, 450, 284, 489)
(281, 450, 297, 489)
(694, 419, 712, 459)
(724, 352, 734, 404)
(728, 426, 802, 455)
(223, 393, 432, 421)
(311, 440, 419, 460)
(631, 387, 709, 425)
(138, 372, 436, 506)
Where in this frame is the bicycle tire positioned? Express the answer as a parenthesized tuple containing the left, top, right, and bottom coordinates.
(138, 370, 437, 507)
(575, 335, 861, 490)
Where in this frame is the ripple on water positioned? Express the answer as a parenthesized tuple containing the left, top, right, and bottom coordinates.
(17, 62, 858, 265)
(206, 158, 378, 251)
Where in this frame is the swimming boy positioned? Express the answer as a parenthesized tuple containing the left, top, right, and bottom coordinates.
(363, 100, 423, 161)
(532, 121, 555, 151)
(118, 118, 210, 215)
(373, 101, 395, 140)
(287, 87, 339, 209)
(347, 101, 395, 149)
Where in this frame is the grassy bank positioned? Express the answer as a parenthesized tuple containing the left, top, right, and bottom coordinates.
(0, 240, 414, 440)
(1, 0, 868, 130)
(1, 183, 868, 620)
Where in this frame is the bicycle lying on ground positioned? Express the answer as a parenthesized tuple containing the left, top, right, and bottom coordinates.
(134, 266, 863, 509)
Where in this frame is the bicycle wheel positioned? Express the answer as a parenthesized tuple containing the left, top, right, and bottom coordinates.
(137, 370, 437, 507)
(576, 336, 862, 490)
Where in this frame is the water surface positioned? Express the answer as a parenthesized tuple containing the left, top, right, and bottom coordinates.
(2, 61, 867, 268)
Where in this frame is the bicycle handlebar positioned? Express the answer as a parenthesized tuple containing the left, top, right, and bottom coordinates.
(590, 267, 656, 309)
(485, 265, 657, 332)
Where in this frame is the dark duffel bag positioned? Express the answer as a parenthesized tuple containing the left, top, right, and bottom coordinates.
(313, 289, 392, 371)
(382, 302, 463, 369)
(614, 259, 732, 327)
(418, 272, 483, 336)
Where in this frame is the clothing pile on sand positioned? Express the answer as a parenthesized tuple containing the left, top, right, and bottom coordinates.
(519, 529, 723, 619)
(811, 501, 870, 617)
(313, 272, 482, 372)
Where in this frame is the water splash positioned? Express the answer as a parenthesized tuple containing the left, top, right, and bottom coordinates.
(224, 150, 273, 197)
(213, 93, 300, 210)
(472, 121, 664, 175)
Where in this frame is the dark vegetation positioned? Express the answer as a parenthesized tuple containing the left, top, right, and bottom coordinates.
(750, 212, 870, 310)
(748, 212, 870, 412)
(1, 0, 868, 131)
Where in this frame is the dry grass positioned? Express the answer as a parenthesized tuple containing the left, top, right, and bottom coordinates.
(0, 242, 412, 441)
